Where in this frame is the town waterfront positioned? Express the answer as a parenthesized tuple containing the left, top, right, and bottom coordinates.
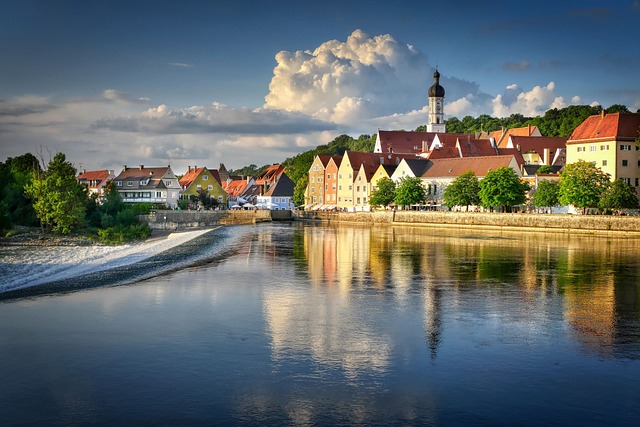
(1, 222, 640, 425)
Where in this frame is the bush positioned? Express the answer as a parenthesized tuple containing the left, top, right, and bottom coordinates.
(97, 224, 151, 245)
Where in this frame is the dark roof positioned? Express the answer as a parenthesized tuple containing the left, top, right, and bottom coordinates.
(264, 173, 295, 197)
(428, 69, 445, 97)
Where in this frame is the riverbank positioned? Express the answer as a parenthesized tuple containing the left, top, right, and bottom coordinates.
(295, 210, 640, 236)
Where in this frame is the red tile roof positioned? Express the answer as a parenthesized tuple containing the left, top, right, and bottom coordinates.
(225, 179, 249, 197)
(490, 125, 539, 148)
(508, 136, 566, 152)
(377, 130, 437, 154)
(77, 170, 111, 183)
(456, 138, 498, 157)
(255, 164, 284, 185)
(568, 112, 640, 143)
(423, 146, 460, 160)
(422, 155, 519, 178)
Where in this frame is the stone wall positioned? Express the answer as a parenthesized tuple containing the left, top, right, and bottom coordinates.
(140, 210, 279, 230)
(295, 211, 640, 234)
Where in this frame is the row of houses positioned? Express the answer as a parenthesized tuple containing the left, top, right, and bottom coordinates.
(76, 163, 295, 210)
(305, 112, 640, 211)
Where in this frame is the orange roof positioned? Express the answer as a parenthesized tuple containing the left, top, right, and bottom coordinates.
(179, 167, 205, 188)
(491, 125, 539, 148)
(568, 112, 640, 143)
(422, 155, 518, 178)
(225, 179, 249, 197)
(255, 164, 284, 185)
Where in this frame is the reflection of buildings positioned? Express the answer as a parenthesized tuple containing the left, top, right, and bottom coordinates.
(298, 223, 640, 359)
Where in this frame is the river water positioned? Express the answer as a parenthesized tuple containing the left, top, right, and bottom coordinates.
(1, 222, 640, 426)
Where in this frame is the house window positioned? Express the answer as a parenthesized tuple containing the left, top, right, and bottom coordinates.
(218, 196, 223, 201)
(327, 174, 331, 179)
(311, 187, 315, 193)
(590, 146, 596, 152)
(196, 184, 202, 190)
(339, 174, 342, 179)
(156, 191, 162, 198)
(311, 177, 315, 183)
(602, 160, 607, 166)
(620, 144, 632, 151)
(601, 145, 609, 150)
(357, 186, 360, 192)
(339, 185, 342, 190)
(348, 185, 352, 190)
(325, 184, 328, 190)
(622, 160, 629, 166)
(577, 147, 584, 152)
(117, 181, 122, 187)
(208, 185, 213, 190)
(127, 181, 133, 186)
(202, 175, 208, 180)
(313, 196, 317, 203)
(623, 178, 631, 185)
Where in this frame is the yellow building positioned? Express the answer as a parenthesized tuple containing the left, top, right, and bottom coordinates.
(179, 166, 227, 206)
(566, 112, 640, 192)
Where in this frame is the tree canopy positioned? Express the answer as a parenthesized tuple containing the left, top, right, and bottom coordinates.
(394, 177, 427, 208)
(369, 177, 396, 208)
(558, 160, 611, 213)
(532, 179, 560, 210)
(478, 167, 530, 212)
(443, 171, 480, 210)
(598, 179, 639, 211)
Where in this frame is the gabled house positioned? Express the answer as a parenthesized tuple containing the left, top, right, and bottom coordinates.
(371, 164, 397, 193)
(76, 169, 115, 197)
(308, 155, 332, 207)
(255, 164, 285, 194)
(421, 155, 521, 206)
(566, 111, 640, 194)
(179, 166, 227, 207)
(390, 158, 431, 182)
(485, 124, 542, 148)
(505, 136, 567, 167)
(352, 158, 381, 211)
(323, 156, 342, 208)
(375, 130, 437, 155)
(257, 172, 295, 210)
(225, 177, 260, 207)
(113, 165, 180, 208)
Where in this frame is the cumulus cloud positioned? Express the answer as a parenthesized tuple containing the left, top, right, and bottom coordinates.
(491, 82, 579, 117)
(265, 29, 429, 125)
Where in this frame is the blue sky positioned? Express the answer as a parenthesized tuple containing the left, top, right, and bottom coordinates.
(1, 0, 638, 172)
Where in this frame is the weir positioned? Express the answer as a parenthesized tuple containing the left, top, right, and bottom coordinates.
(139, 210, 292, 230)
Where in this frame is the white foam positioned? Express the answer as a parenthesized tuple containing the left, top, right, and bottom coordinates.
(0, 228, 214, 293)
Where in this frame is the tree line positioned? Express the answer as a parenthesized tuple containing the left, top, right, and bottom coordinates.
(366, 160, 638, 214)
(0, 152, 151, 243)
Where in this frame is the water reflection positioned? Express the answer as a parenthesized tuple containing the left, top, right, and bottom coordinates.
(297, 223, 640, 360)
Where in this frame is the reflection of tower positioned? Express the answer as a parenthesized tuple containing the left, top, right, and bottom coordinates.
(423, 283, 442, 359)
(426, 67, 446, 133)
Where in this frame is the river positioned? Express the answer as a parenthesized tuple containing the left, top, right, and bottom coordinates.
(1, 222, 639, 426)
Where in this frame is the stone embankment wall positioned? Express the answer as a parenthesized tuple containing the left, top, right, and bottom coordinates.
(140, 210, 291, 230)
(295, 211, 640, 235)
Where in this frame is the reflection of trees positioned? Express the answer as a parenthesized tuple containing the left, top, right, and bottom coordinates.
(296, 222, 640, 360)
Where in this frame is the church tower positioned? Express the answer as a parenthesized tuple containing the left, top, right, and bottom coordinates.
(427, 68, 446, 133)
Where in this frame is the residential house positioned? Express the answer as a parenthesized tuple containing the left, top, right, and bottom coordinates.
(390, 158, 431, 182)
(505, 136, 567, 168)
(566, 111, 640, 192)
(335, 151, 409, 211)
(323, 156, 342, 209)
(371, 164, 397, 193)
(225, 177, 260, 207)
(308, 155, 332, 207)
(352, 159, 380, 211)
(255, 164, 285, 194)
(113, 165, 180, 208)
(179, 166, 227, 207)
(257, 173, 296, 210)
(485, 124, 542, 148)
(421, 155, 521, 207)
(76, 169, 114, 197)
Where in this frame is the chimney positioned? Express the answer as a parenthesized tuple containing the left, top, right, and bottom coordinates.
(194, 165, 197, 170)
(139, 165, 144, 170)
(543, 148, 550, 165)
(601, 109, 605, 119)
(123, 164, 128, 171)
(188, 166, 191, 172)
(528, 123, 531, 135)
(82, 168, 86, 174)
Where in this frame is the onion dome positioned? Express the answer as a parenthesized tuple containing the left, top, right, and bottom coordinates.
(428, 69, 445, 98)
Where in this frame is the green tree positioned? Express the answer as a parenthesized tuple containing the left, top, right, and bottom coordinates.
(25, 152, 86, 234)
(598, 179, 639, 212)
(394, 177, 426, 208)
(369, 177, 396, 208)
(559, 160, 610, 214)
(478, 167, 530, 212)
(293, 174, 308, 208)
(443, 171, 480, 210)
(536, 164, 554, 175)
(532, 179, 560, 211)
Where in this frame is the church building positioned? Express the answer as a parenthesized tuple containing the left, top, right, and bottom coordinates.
(426, 68, 446, 133)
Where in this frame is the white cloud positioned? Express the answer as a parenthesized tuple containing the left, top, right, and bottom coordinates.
(265, 29, 429, 125)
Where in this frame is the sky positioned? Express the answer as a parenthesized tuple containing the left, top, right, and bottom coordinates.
(1, 0, 639, 173)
